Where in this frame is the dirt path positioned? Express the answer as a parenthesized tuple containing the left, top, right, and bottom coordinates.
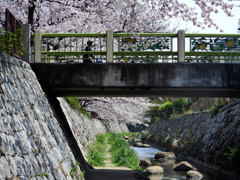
(103, 142, 115, 167)
(87, 138, 149, 180)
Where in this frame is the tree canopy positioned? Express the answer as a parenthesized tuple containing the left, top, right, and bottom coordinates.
(0, 0, 239, 33)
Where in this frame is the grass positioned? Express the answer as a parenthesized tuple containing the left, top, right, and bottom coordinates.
(87, 132, 141, 171)
(108, 133, 142, 171)
(87, 134, 110, 166)
(65, 97, 92, 118)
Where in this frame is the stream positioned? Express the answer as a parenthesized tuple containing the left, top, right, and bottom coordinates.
(132, 146, 225, 180)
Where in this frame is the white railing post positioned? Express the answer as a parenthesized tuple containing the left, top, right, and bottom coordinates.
(34, 29, 42, 63)
(178, 30, 185, 63)
(106, 30, 113, 63)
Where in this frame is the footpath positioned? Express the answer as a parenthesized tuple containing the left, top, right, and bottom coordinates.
(86, 139, 148, 180)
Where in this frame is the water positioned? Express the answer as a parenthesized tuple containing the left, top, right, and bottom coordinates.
(132, 146, 223, 180)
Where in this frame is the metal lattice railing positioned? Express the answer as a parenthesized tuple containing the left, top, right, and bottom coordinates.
(39, 33, 107, 63)
(33, 30, 240, 63)
(185, 34, 240, 63)
(112, 33, 178, 63)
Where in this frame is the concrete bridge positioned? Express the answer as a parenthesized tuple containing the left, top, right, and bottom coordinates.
(31, 63, 240, 97)
(28, 29, 240, 97)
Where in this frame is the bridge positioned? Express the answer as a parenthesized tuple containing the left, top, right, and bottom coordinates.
(30, 30, 240, 97)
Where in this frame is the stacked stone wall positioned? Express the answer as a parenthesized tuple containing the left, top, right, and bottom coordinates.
(58, 98, 129, 157)
(0, 53, 129, 180)
(146, 100, 240, 171)
(0, 53, 82, 179)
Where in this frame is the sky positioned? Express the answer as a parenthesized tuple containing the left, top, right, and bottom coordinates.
(174, 0, 240, 34)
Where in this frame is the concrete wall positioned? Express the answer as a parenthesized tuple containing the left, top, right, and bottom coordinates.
(31, 63, 240, 97)
(145, 100, 240, 171)
(0, 53, 128, 180)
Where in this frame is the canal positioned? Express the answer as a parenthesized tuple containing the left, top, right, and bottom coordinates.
(132, 146, 226, 180)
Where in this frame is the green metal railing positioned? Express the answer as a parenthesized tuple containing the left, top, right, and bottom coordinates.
(35, 32, 107, 63)
(112, 33, 178, 63)
(185, 33, 240, 63)
(33, 30, 240, 63)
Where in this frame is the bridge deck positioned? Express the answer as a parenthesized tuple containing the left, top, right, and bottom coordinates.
(31, 63, 240, 97)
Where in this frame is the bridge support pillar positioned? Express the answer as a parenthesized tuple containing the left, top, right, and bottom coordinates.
(178, 30, 185, 63)
(34, 30, 42, 63)
(106, 30, 113, 63)
(22, 24, 32, 63)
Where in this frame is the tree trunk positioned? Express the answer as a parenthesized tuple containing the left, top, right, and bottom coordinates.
(28, 0, 36, 26)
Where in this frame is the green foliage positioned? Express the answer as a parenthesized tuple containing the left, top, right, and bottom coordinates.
(69, 161, 84, 180)
(209, 104, 223, 116)
(39, 172, 49, 178)
(32, 149, 38, 155)
(143, 106, 159, 122)
(108, 134, 142, 171)
(87, 148, 105, 166)
(158, 102, 173, 117)
(224, 144, 240, 172)
(148, 97, 164, 104)
(65, 97, 92, 118)
(118, 132, 140, 138)
(0, 26, 24, 56)
(165, 135, 171, 143)
(87, 134, 109, 166)
(144, 102, 173, 122)
(145, 97, 230, 124)
(172, 98, 183, 114)
(191, 98, 229, 112)
(172, 98, 190, 114)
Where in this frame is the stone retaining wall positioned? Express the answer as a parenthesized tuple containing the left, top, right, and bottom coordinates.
(0, 53, 129, 180)
(146, 100, 240, 173)
(58, 97, 129, 158)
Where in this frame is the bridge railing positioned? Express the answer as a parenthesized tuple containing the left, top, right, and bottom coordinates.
(34, 30, 107, 63)
(33, 30, 240, 63)
(185, 34, 240, 63)
(112, 32, 180, 63)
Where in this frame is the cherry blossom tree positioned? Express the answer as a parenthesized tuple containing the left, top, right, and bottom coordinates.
(0, 0, 239, 33)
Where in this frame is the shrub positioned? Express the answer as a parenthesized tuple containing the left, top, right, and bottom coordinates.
(172, 98, 184, 114)
(158, 102, 173, 118)
(144, 102, 173, 122)
(143, 106, 159, 122)
(209, 104, 223, 116)
(0, 26, 24, 56)
(224, 144, 240, 172)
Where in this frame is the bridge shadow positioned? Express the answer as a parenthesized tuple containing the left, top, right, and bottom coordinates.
(86, 167, 149, 180)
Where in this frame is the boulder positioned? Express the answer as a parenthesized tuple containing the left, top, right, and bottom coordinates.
(132, 138, 141, 142)
(145, 166, 164, 174)
(133, 142, 144, 147)
(133, 142, 151, 147)
(155, 152, 176, 159)
(186, 170, 203, 179)
(174, 161, 195, 171)
(139, 159, 152, 166)
(142, 143, 151, 147)
(124, 135, 129, 140)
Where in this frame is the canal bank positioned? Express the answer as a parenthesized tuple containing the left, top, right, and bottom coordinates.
(142, 101, 240, 179)
(133, 145, 238, 180)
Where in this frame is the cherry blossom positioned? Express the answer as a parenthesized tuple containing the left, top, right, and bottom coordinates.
(0, 0, 239, 33)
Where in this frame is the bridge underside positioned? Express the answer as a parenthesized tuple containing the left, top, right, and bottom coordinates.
(31, 63, 240, 97)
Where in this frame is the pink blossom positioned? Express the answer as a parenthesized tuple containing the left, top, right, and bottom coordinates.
(0, 0, 238, 33)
